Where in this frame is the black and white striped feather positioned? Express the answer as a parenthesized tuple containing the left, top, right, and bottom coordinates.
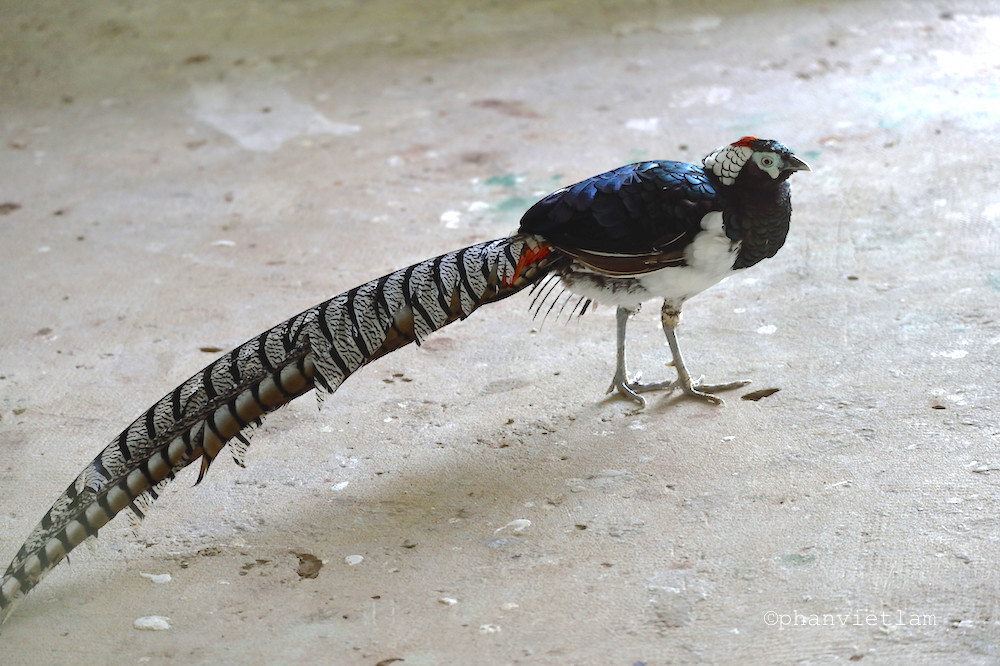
(0, 233, 560, 624)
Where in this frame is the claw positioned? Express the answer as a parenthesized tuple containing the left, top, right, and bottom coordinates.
(607, 371, 647, 407)
(624, 375, 749, 406)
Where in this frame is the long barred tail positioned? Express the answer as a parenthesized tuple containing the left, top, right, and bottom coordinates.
(0, 233, 560, 624)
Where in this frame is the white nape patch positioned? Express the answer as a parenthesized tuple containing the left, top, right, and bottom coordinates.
(703, 144, 752, 185)
(637, 212, 739, 301)
(191, 82, 360, 152)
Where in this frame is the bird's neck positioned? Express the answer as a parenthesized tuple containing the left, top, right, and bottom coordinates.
(724, 181, 792, 270)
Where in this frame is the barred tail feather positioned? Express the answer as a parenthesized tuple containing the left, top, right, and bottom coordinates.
(0, 233, 559, 624)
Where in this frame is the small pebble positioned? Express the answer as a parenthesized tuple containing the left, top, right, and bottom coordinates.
(438, 597, 458, 606)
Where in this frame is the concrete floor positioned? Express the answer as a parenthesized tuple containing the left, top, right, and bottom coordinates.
(1, 0, 999, 663)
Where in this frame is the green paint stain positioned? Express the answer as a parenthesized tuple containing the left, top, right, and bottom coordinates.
(802, 150, 821, 161)
(496, 196, 534, 212)
(485, 173, 518, 188)
(781, 553, 816, 566)
(989, 271, 1000, 291)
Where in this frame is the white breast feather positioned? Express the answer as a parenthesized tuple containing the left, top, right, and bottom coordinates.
(636, 212, 739, 302)
(558, 212, 740, 308)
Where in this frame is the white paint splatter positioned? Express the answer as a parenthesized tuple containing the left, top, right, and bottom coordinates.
(467, 201, 490, 212)
(933, 350, 968, 359)
(440, 209, 462, 228)
(756, 325, 777, 335)
(191, 82, 359, 152)
(982, 203, 1000, 221)
(479, 624, 502, 634)
(670, 86, 733, 108)
(133, 616, 171, 631)
(139, 572, 172, 584)
(495, 519, 531, 534)
(438, 597, 458, 606)
(331, 481, 350, 491)
(625, 117, 659, 132)
(345, 555, 364, 566)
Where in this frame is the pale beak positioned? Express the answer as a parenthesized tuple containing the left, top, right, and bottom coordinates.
(783, 153, 812, 172)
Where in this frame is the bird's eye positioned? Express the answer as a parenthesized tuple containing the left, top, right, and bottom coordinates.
(760, 156, 774, 167)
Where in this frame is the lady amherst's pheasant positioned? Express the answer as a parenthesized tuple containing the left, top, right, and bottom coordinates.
(0, 137, 808, 624)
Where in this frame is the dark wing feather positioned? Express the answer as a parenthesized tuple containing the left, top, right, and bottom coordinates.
(518, 161, 722, 274)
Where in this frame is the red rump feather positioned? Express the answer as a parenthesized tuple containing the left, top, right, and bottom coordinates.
(732, 136, 757, 148)
(505, 242, 551, 287)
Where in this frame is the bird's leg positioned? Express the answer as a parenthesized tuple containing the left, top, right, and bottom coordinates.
(606, 305, 647, 407)
(629, 301, 750, 405)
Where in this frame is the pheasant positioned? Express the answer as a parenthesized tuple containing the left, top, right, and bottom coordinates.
(519, 136, 810, 405)
(0, 136, 808, 624)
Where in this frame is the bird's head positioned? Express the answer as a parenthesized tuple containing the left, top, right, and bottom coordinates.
(703, 136, 810, 187)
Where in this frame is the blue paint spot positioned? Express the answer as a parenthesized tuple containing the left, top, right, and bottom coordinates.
(989, 271, 1000, 291)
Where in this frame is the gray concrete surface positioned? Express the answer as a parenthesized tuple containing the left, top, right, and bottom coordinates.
(1, 1, 999, 663)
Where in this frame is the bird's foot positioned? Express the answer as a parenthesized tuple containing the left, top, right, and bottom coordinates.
(607, 370, 649, 408)
(612, 373, 750, 407)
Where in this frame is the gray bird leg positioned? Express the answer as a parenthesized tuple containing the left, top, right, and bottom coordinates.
(606, 305, 647, 406)
(609, 302, 750, 407)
